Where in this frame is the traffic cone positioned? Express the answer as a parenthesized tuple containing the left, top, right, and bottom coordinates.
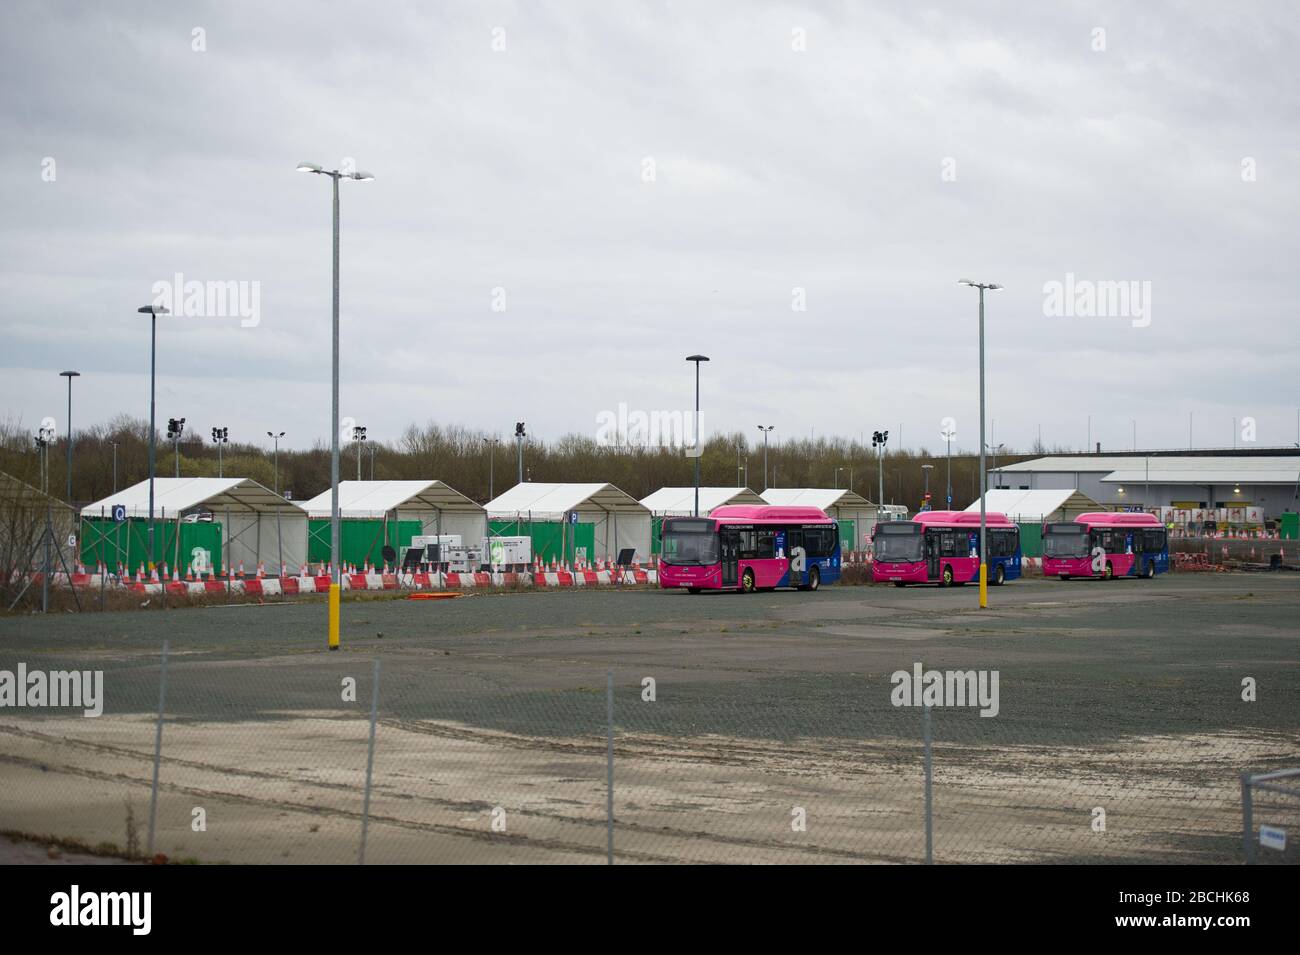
(186, 563, 194, 581)
(256, 561, 265, 579)
(238, 561, 245, 578)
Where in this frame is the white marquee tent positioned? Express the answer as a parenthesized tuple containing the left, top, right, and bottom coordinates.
(964, 488, 1099, 523)
(640, 486, 765, 516)
(80, 477, 307, 573)
(760, 488, 878, 549)
(486, 482, 651, 562)
(299, 480, 486, 543)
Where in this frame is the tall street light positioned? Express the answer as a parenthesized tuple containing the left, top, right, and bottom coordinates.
(871, 430, 889, 522)
(352, 425, 367, 481)
(514, 422, 526, 484)
(757, 425, 774, 491)
(959, 278, 1002, 609)
(686, 355, 710, 516)
(138, 305, 170, 572)
(267, 432, 285, 493)
(211, 426, 228, 478)
(298, 161, 373, 651)
(940, 419, 955, 508)
(167, 418, 186, 477)
(921, 463, 934, 510)
(59, 370, 80, 501)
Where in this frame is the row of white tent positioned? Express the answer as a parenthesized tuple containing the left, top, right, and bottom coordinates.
(79, 478, 891, 570)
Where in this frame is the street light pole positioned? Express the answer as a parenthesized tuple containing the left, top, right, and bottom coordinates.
(59, 371, 80, 502)
(922, 463, 934, 510)
(687, 355, 709, 516)
(267, 432, 285, 493)
(960, 278, 1002, 609)
(352, 425, 367, 481)
(137, 306, 169, 573)
(757, 425, 773, 491)
(211, 427, 228, 478)
(298, 161, 373, 650)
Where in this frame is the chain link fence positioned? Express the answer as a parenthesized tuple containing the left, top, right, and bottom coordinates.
(2, 642, 1292, 864)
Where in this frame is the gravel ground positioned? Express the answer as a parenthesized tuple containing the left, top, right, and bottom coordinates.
(0, 574, 1296, 864)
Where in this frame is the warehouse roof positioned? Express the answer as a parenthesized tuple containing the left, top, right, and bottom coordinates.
(81, 477, 300, 519)
(995, 455, 1300, 482)
(964, 489, 1098, 521)
(486, 482, 648, 520)
(1100, 460, 1300, 484)
(640, 486, 765, 515)
(298, 480, 483, 519)
(761, 488, 876, 510)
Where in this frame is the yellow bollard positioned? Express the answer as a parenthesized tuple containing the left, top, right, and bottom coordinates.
(978, 563, 988, 609)
(328, 582, 340, 650)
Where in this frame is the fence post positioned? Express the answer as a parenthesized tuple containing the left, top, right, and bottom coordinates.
(147, 639, 169, 857)
(359, 656, 380, 865)
(923, 704, 933, 865)
(606, 670, 614, 865)
(1241, 773, 1254, 865)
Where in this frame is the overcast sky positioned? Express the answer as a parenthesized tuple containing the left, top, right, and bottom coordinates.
(2, 1, 1297, 457)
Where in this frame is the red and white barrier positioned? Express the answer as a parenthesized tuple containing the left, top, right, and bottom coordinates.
(56, 566, 660, 595)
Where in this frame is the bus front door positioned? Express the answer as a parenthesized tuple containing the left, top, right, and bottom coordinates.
(925, 531, 940, 581)
(720, 529, 739, 587)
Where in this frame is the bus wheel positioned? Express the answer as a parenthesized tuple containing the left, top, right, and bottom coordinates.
(993, 565, 1005, 586)
(687, 587, 701, 594)
(941, 565, 954, 587)
(1059, 575, 1070, 581)
(1103, 561, 1114, 580)
(1144, 561, 1155, 579)
(805, 566, 820, 591)
(741, 569, 756, 593)
(893, 581, 907, 588)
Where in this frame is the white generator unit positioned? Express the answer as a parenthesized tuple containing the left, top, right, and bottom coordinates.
(444, 545, 484, 573)
(411, 534, 461, 561)
(484, 536, 531, 569)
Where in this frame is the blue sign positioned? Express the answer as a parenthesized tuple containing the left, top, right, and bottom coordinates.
(112, 504, 127, 523)
(568, 511, 578, 525)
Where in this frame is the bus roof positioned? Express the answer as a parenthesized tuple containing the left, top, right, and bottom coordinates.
(1073, 511, 1161, 528)
(910, 510, 1015, 528)
(705, 504, 833, 524)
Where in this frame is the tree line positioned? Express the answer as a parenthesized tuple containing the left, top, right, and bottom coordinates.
(0, 416, 1044, 511)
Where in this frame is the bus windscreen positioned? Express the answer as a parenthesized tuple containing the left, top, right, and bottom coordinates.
(1043, 523, 1089, 558)
(661, 529, 719, 566)
(874, 524, 924, 562)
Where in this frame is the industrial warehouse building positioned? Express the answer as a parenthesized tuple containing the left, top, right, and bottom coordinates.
(486, 482, 652, 564)
(988, 453, 1300, 528)
(80, 477, 307, 575)
(760, 488, 879, 551)
(298, 480, 485, 569)
(640, 486, 765, 554)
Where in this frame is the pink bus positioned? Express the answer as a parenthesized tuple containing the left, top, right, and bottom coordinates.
(872, 510, 1021, 587)
(1042, 512, 1169, 580)
(658, 505, 842, 593)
